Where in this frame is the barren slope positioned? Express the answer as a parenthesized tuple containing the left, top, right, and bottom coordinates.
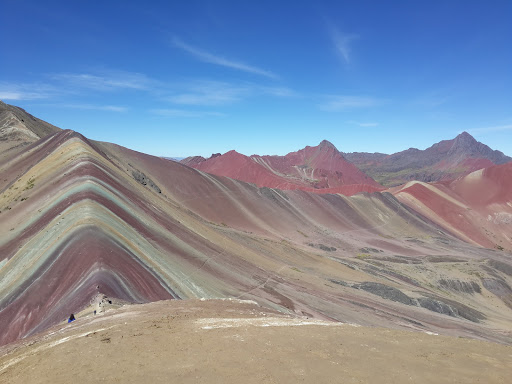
(2, 127, 512, 348)
(0, 100, 61, 163)
(393, 163, 512, 250)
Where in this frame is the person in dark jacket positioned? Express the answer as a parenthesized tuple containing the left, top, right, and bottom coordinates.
(68, 314, 75, 323)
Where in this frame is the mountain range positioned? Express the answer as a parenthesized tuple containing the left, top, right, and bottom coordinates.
(183, 132, 511, 190)
(182, 139, 383, 196)
(1, 100, 512, 353)
(345, 131, 511, 186)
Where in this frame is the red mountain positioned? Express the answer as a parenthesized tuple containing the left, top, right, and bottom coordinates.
(392, 161, 512, 249)
(181, 140, 383, 195)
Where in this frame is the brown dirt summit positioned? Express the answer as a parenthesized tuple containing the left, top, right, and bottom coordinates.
(0, 299, 511, 384)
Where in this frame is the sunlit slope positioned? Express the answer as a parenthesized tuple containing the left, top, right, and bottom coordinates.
(101, 140, 512, 344)
(393, 163, 512, 250)
(0, 100, 61, 162)
(0, 130, 242, 344)
(2, 130, 512, 347)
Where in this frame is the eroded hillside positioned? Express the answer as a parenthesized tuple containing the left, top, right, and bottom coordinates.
(1, 125, 512, 348)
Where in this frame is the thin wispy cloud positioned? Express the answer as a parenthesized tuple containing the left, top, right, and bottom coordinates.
(98, 105, 127, 112)
(466, 124, 512, 134)
(2, 72, 297, 113)
(0, 91, 35, 101)
(258, 86, 300, 98)
(0, 82, 58, 100)
(151, 108, 225, 118)
(0, 71, 156, 102)
(348, 120, 379, 127)
(167, 80, 297, 107)
(50, 70, 155, 91)
(172, 37, 278, 79)
(328, 25, 358, 64)
(320, 96, 383, 111)
(168, 81, 249, 106)
(51, 103, 128, 112)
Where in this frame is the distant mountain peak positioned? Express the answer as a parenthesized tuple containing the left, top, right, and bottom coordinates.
(224, 149, 243, 157)
(456, 131, 474, 139)
(448, 131, 496, 159)
(318, 139, 338, 151)
(453, 131, 477, 145)
(345, 131, 511, 186)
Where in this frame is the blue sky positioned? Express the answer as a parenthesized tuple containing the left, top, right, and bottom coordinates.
(1, 0, 511, 157)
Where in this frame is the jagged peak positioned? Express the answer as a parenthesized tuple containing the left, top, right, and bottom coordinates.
(449, 132, 481, 154)
(318, 139, 339, 152)
(454, 131, 477, 142)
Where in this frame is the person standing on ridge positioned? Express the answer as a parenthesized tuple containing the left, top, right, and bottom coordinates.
(68, 314, 75, 323)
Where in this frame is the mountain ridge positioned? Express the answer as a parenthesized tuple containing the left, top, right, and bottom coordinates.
(182, 139, 383, 195)
(344, 131, 511, 186)
(182, 132, 510, 190)
(0, 100, 61, 140)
